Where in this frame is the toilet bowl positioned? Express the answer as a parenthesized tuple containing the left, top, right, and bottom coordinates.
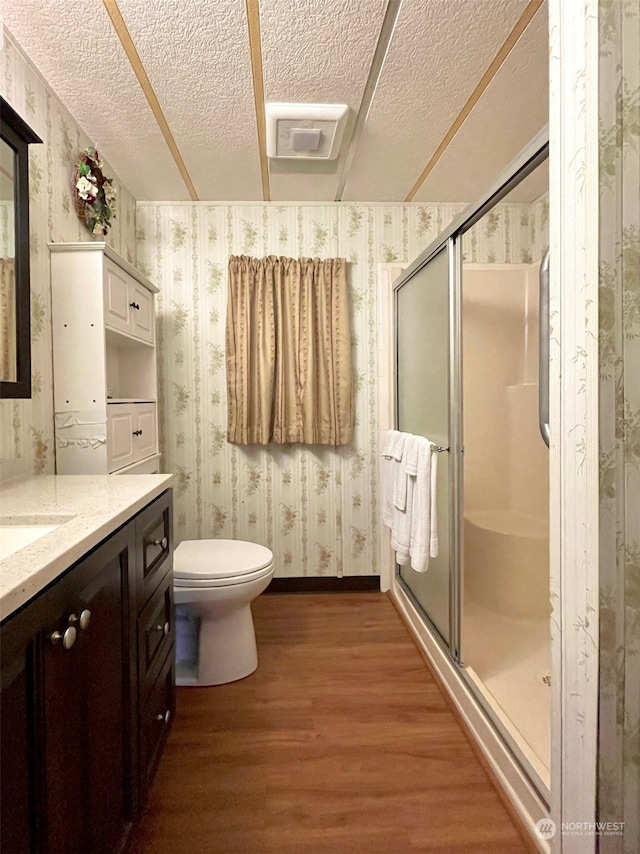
(173, 539, 274, 686)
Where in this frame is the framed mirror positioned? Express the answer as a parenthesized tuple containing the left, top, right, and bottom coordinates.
(1, 96, 42, 399)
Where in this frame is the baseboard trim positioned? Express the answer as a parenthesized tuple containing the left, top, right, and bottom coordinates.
(264, 576, 381, 594)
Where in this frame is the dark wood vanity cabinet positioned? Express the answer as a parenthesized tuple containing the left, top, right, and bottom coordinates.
(0, 489, 174, 854)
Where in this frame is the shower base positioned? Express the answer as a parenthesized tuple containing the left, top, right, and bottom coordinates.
(463, 598, 551, 790)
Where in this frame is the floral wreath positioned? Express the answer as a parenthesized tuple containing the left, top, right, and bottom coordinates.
(73, 147, 116, 236)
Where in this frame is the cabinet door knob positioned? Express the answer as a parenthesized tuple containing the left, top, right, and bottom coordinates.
(49, 626, 77, 649)
(129, 301, 140, 310)
(132, 429, 143, 436)
(69, 610, 91, 631)
(154, 710, 171, 724)
(152, 537, 168, 549)
(156, 621, 170, 636)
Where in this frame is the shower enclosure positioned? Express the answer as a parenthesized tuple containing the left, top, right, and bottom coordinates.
(393, 132, 550, 800)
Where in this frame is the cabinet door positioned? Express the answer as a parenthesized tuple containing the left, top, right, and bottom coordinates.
(135, 403, 157, 461)
(42, 523, 135, 854)
(130, 280, 154, 344)
(139, 648, 175, 800)
(104, 259, 131, 336)
(0, 621, 37, 853)
(108, 405, 136, 471)
(108, 403, 157, 473)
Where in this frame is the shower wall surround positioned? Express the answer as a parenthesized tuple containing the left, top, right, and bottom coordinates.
(136, 200, 547, 578)
(0, 32, 138, 478)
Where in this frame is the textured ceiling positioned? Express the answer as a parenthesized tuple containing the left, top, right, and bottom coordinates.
(0, 0, 548, 203)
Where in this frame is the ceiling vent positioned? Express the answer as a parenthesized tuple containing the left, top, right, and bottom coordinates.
(265, 103, 349, 160)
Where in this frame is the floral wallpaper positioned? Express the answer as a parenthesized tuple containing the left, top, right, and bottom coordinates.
(597, 1, 640, 849)
(136, 198, 545, 578)
(0, 31, 137, 479)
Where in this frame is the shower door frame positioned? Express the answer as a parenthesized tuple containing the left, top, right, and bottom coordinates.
(392, 127, 550, 800)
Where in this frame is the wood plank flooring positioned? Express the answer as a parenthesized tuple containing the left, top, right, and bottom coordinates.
(127, 593, 530, 854)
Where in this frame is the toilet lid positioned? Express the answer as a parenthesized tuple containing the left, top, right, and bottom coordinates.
(173, 539, 273, 581)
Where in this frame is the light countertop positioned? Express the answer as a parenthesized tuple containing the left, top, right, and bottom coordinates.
(0, 474, 173, 621)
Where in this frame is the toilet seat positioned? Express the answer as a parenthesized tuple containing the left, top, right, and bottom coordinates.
(174, 538, 274, 587)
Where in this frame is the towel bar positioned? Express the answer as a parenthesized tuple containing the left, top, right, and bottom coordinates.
(435, 446, 449, 453)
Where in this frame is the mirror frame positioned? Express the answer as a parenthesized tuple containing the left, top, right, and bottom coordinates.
(1, 96, 42, 399)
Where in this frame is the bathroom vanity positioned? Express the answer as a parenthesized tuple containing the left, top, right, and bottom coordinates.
(0, 475, 174, 854)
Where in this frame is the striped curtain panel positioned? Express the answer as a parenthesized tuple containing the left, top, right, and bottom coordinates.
(225, 255, 353, 446)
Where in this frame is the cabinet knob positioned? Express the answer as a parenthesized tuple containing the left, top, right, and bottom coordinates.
(152, 537, 168, 549)
(69, 610, 91, 631)
(156, 621, 170, 636)
(49, 626, 77, 650)
(129, 301, 140, 310)
(154, 710, 171, 724)
(132, 429, 143, 436)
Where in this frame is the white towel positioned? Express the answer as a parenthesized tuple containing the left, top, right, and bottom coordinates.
(390, 434, 419, 564)
(429, 449, 438, 559)
(381, 431, 439, 571)
(408, 437, 438, 572)
(382, 430, 404, 527)
(383, 430, 409, 511)
(390, 466, 414, 566)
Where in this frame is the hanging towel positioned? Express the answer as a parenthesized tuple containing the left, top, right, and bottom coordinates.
(392, 433, 409, 511)
(390, 434, 419, 565)
(429, 449, 438, 559)
(381, 430, 400, 527)
(381, 431, 439, 571)
(408, 437, 438, 572)
(390, 466, 414, 566)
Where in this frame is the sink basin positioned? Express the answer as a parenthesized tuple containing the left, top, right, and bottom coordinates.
(0, 515, 76, 562)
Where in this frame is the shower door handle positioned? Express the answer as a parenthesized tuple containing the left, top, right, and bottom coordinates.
(538, 249, 550, 447)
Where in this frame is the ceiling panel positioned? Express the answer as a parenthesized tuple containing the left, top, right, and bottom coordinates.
(116, 0, 262, 201)
(416, 2, 548, 202)
(1, 0, 189, 200)
(342, 0, 532, 201)
(259, 0, 388, 201)
(1, 0, 548, 204)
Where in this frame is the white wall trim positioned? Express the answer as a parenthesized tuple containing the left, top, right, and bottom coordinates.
(548, 1, 600, 851)
(376, 262, 406, 592)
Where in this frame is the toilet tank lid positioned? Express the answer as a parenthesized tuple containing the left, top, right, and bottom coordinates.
(173, 539, 274, 579)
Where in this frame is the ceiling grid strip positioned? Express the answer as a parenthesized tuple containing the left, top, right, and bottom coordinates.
(404, 0, 545, 202)
(245, 0, 271, 202)
(101, 0, 199, 201)
(334, 0, 403, 202)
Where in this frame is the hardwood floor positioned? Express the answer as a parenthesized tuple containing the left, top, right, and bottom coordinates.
(127, 593, 530, 854)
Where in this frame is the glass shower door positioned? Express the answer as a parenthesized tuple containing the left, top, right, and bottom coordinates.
(395, 246, 452, 648)
(459, 160, 551, 789)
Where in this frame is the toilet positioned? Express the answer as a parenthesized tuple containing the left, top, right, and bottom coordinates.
(173, 539, 274, 686)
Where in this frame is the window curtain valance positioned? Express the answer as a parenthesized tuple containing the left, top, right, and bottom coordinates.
(225, 255, 353, 446)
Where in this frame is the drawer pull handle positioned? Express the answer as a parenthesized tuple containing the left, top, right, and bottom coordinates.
(156, 621, 170, 636)
(49, 626, 77, 650)
(152, 537, 168, 549)
(69, 610, 91, 631)
(154, 710, 171, 724)
(129, 301, 140, 310)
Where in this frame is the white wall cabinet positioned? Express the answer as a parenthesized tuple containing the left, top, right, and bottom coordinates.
(50, 243, 161, 475)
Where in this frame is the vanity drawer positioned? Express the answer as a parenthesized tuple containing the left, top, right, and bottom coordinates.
(138, 572, 173, 708)
(135, 490, 172, 608)
(139, 648, 175, 799)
